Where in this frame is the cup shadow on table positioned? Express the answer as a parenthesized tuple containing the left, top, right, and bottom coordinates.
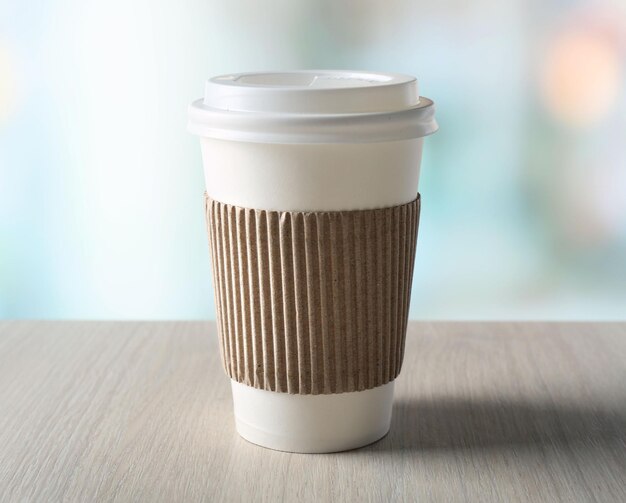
(361, 397, 626, 453)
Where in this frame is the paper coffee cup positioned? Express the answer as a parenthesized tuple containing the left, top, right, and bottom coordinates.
(189, 71, 437, 453)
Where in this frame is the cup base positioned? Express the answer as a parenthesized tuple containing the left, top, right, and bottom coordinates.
(230, 380, 394, 453)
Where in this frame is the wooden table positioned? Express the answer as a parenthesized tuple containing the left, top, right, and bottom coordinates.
(0, 321, 625, 502)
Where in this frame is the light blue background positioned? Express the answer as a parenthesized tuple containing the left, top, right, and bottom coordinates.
(1, 0, 625, 319)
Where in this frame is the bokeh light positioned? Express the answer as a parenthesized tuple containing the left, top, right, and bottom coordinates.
(0, 41, 18, 124)
(540, 28, 621, 127)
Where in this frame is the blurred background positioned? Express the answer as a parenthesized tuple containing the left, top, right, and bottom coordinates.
(1, 0, 625, 320)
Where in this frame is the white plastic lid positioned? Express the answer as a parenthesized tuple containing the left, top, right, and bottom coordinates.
(188, 70, 438, 143)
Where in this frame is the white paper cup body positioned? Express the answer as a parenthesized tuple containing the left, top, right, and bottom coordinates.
(189, 71, 437, 453)
(200, 137, 423, 211)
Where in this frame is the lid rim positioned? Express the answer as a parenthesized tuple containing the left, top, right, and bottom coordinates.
(188, 98, 438, 144)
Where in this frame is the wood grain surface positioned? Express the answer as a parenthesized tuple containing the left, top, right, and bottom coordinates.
(0, 321, 624, 502)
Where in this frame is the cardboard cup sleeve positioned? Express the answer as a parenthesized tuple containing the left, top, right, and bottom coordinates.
(205, 194, 420, 395)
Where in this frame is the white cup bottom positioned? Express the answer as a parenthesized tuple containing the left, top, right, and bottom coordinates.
(230, 380, 394, 453)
